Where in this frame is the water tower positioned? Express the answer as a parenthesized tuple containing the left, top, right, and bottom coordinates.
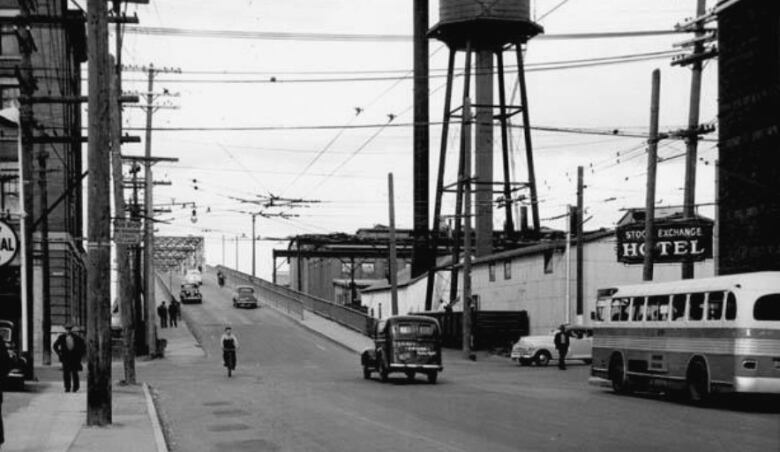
(424, 0, 543, 309)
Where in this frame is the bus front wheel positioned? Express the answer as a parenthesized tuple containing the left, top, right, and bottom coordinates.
(686, 360, 709, 404)
(609, 355, 631, 394)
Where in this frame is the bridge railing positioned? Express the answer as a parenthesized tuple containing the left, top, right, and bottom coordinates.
(216, 265, 371, 335)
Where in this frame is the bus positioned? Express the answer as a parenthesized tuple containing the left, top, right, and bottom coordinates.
(591, 272, 780, 402)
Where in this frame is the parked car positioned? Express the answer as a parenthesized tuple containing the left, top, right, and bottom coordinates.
(232, 286, 258, 309)
(0, 320, 30, 385)
(179, 283, 202, 304)
(510, 325, 593, 366)
(184, 269, 203, 286)
(361, 315, 443, 384)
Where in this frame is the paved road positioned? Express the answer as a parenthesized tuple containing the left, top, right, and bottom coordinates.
(141, 272, 780, 452)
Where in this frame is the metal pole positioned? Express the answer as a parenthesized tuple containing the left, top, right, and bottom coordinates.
(143, 65, 157, 356)
(565, 205, 572, 325)
(388, 173, 399, 316)
(86, 0, 112, 425)
(450, 41, 473, 304)
(251, 214, 256, 277)
(682, 0, 707, 280)
(425, 47, 456, 311)
(643, 69, 661, 282)
(38, 151, 51, 366)
(713, 160, 720, 276)
(496, 50, 515, 237)
(411, 0, 430, 278)
(462, 97, 473, 359)
(515, 44, 541, 234)
(576, 166, 584, 322)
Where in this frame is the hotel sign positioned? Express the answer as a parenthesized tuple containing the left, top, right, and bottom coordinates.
(616, 220, 713, 264)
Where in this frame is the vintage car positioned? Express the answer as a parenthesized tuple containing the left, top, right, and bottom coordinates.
(510, 325, 593, 366)
(179, 283, 203, 304)
(361, 315, 443, 384)
(184, 269, 203, 286)
(0, 319, 30, 385)
(232, 285, 258, 309)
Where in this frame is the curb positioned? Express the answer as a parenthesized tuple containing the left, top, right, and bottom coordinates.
(143, 383, 169, 452)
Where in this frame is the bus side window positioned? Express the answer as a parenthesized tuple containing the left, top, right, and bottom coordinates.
(708, 291, 725, 320)
(611, 298, 629, 321)
(725, 292, 737, 320)
(646, 295, 668, 321)
(672, 294, 687, 321)
(689, 293, 705, 321)
(631, 297, 645, 321)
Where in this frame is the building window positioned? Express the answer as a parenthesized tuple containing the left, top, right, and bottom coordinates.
(543, 250, 553, 274)
(504, 260, 511, 280)
(361, 262, 375, 274)
(488, 263, 496, 282)
(341, 262, 352, 275)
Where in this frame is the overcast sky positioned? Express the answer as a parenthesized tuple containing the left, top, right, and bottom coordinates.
(107, 0, 718, 279)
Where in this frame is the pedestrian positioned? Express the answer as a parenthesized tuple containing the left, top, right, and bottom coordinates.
(168, 300, 179, 328)
(52, 323, 86, 392)
(554, 324, 570, 370)
(157, 301, 168, 328)
(0, 335, 11, 446)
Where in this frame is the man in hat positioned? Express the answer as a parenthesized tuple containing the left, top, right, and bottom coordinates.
(52, 323, 86, 392)
(553, 324, 570, 370)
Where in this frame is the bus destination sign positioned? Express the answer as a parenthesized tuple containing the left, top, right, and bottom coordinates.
(616, 220, 713, 264)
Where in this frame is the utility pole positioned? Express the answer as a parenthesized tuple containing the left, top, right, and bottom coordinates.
(110, 52, 135, 383)
(388, 173, 399, 316)
(17, 0, 35, 378)
(136, 63, 179, 357)
(87, 0, 113, 425)
(235, 235, 239, 270)
(411, 0, 429, 278)
(643, 69, 661, 282)
(462, 97, 473, 360)
(681, 0, 707, 280)
(576, 166, 584, 322)
(129, 163, 144, 353)
(565, 205, 572, 325)
(37, 150, 51, 365)
(142, 65, 156, 357)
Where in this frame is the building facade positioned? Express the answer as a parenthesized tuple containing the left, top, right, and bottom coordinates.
(0, 1, 87, 363)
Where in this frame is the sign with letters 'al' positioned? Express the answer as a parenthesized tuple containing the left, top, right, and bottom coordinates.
(616, 220, 713, 264)
(0, 219, 19, 267)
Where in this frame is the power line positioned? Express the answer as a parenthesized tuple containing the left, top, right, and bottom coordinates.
(116, 50, 682, 83)
(121, 26, 691, 42)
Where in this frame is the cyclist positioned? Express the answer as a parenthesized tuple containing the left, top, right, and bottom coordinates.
(220, 326, 239, 377)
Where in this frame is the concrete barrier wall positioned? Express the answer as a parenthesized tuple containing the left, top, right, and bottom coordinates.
(215, 265, 372, 335)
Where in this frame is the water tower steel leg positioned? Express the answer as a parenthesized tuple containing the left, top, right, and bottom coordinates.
(449, 41, 473, 305)
(496, 50, 515, 237)
(515, 43, 541, 234)
(425, 46, 456, 311)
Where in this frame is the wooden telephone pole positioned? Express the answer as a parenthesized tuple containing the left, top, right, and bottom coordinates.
(388, 173, 399, 316)
(643, 69, 661, 282)
(87, 0, 113, 426)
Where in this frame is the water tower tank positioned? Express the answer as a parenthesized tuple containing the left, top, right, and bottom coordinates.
(440, 0, 532, 24)
(431, 0, 542, 49)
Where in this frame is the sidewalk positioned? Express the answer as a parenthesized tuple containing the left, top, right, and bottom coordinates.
(2, 279, 202, 452)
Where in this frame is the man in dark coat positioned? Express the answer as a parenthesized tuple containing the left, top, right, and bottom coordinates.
(157, 301, 168, 328)
(52, 323, 86, 392)
(168, 299, 179, 328)
(553, 324, 570, 370)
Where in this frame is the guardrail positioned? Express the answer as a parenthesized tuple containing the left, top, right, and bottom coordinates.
(216, 265, 372, 335)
